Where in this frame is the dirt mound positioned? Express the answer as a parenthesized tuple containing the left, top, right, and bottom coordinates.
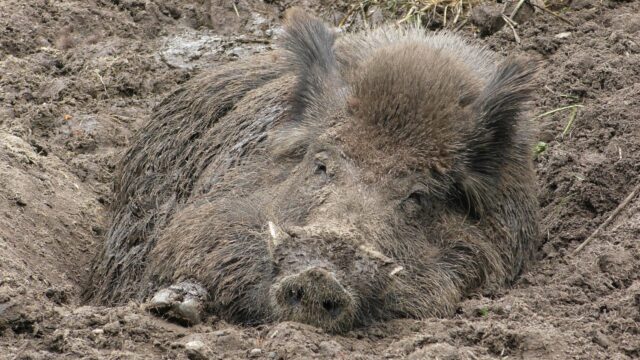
(1, 0, 639, 359)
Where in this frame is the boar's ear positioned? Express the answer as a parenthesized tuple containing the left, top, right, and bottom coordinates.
(452, 57, 536, 216)
(280, 8, 339, 119)
(464, 57, 537, 179)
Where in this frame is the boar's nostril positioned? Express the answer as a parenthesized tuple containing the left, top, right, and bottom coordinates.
(322, 299, 343, 318)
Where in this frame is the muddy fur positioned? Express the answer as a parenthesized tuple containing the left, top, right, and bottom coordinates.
(84, 9, 540, 332)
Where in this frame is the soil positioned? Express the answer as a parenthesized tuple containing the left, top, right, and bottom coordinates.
(1, 0, 639, 359)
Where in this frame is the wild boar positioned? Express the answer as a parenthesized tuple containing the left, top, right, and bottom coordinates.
(84, 9, 539, 333)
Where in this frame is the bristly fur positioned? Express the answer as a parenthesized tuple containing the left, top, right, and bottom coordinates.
(84, 8, 540, 333)
(342, 42, 480, 177)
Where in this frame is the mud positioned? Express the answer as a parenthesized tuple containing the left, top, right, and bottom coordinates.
(0, 0, 639, 359)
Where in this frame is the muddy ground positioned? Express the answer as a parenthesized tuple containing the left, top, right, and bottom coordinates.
(1, 0, 639, 359)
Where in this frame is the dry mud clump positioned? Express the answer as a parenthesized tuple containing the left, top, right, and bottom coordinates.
(1, 0, 639, 359)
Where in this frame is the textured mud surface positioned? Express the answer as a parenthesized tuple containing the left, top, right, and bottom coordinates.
(1, 0, 639, 359)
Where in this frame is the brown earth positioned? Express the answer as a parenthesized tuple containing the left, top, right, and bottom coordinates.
(1, 0, 639, 359)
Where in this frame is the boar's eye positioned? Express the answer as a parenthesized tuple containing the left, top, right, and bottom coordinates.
(401, 190, 426, 216)
(314, 161, 327, 176)
(313, 152, 330, 177)
(406, 191, 426, 205)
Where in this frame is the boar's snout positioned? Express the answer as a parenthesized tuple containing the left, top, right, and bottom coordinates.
(272, 267, 354, 331)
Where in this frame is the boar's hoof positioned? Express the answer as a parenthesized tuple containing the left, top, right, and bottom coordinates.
(146, 281, 207, 326)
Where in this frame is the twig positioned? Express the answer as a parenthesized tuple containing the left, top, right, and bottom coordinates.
(527, 0, 575, 26)
(235, 36, 271, 44)
(453, 18, 468, 32)
(94, 69, 109, 99)
(360, 1, 368, 29)
(443, 5, 449, 27)
(502, 13, 519, 27)
(338, 4, 358, 28)
(510, 0, 526, 19)
(397, 6, 416, 24)
(502, 14, 521, 44)
(561, 106, 579, 138)
(232, 2, 240, 18)
(452, 0, 462, 24)
(572, 183, 640, 255)
(534, 104, 584, 119)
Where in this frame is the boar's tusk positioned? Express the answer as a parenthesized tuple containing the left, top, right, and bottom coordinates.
(389, 266, 404, 276)
(358, 244, 394, 265)
(268, 221, 288, 248)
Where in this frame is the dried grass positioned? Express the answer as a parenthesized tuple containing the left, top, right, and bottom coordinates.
(336, 0, 484, 30)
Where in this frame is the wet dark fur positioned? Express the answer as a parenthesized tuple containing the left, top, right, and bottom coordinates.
(84, 9, 540, 332)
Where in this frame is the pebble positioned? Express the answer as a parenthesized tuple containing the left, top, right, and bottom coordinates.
(248, 348, 262, 358)
(592, 331, 611, 349)
(470, 4, 505, 37)
(185, 340, 209, 360)
(212, 330, 227, 336)
(102, 321, 121, 335)
(555, 32, 572, 39)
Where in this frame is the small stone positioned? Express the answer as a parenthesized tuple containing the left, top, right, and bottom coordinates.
(91, 328, 104, 335)
(185, 340, 204, 350)
(470, 4, 505, 37)
(248, 348, 262, 358)
(185, 340, 208, 360)
(592, 331, 611, 349)
(45, 288, 69, 305)
(170, 342, 183, 349)
(267, 352, 278, 359)
(319, 340, 342, 356)
(103, 321, 121, 335)
(555, 32, 572, 39)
